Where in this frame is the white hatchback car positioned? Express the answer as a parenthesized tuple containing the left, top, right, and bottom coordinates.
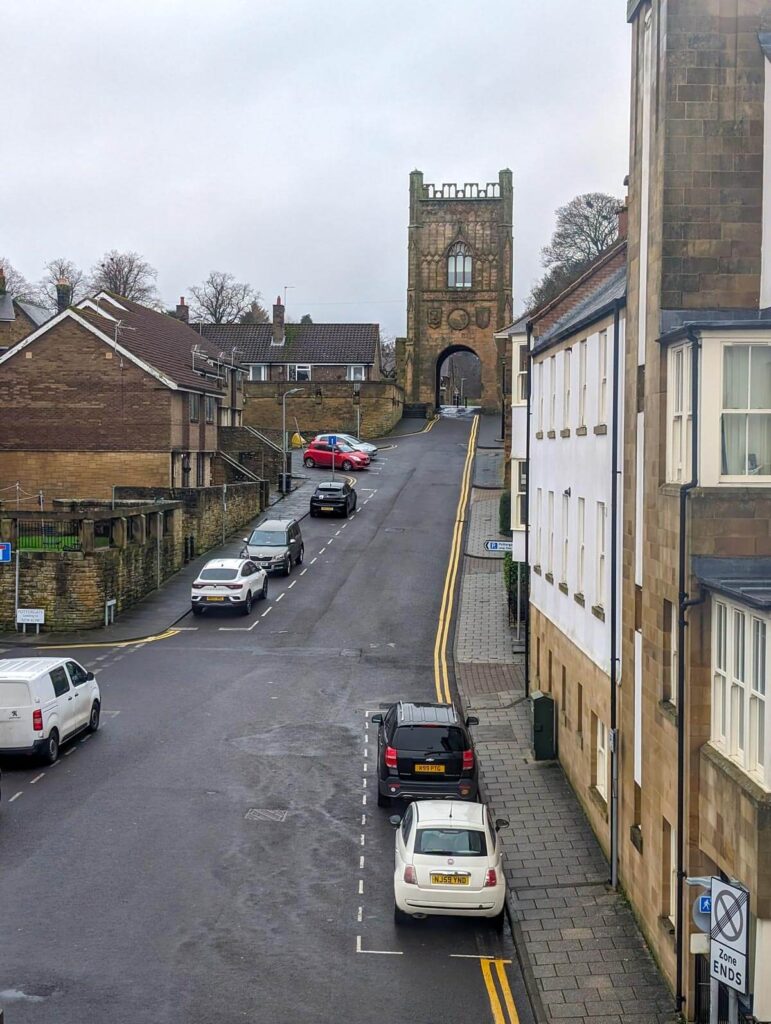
(191, 558, 268, 616)
(391, 800, 508, 926)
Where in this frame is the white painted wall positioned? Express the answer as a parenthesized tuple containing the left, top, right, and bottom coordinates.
(528, 313, 624, 674)
(509, 327, 528, 563)
(761, 59, 771, 309)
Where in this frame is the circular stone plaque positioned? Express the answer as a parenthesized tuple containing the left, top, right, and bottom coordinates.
(448, 308, 470, 331)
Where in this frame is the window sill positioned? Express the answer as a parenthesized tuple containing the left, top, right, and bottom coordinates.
(533, 564, 542, 576)
(558, 581, 569, 595)
(593, 423, 608, 436)
(574, 592, 585, 607)
(535, 430, 544, 440)
(576, 425, 588, 436)
(702, 743, 771, 803)
(547, 430, 556, 439)
(658, 916, 676, 941)
(657, 700, 678, 727)
(591, 604, 605, 622)
(560, 428, 571, 438)
(630, 824, 643, 854)
(588, 785, 608, 818)
(545, 571, 554, 584)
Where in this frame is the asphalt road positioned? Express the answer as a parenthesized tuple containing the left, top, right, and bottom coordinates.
(0, 417, 533, 1024)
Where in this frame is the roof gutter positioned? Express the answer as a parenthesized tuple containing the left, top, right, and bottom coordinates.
(531, 296, 627, 358)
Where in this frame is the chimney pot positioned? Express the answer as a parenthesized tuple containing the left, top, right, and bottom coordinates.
(175, 296, 189, 323)
(272, 295, 285, 346)
(617, 202, 628, 241)
(56, 277, 73, 314)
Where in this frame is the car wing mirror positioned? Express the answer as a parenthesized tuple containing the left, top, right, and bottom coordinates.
(465, 715, 479, 727)
(495, 818, 510, 832)
(85, 671, 95, 681)
(242, 538, 249, 545)
(389, 815, 402, 828)
(370, 713, 383, 725)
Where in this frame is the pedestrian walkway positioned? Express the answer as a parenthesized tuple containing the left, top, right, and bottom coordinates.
(452, 420, 677, 1024)
(0, 476, 314, 649)
(466, 487, 506, 558)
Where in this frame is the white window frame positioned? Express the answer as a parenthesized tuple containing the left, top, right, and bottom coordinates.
(547, 491, 554, 575)
(576, 497, 585, 595)
(563, 349, 571, 429)
(561, 493, 569, 585)
(595, 501, 606, 609)
(289, 364, 312, 382)
(513, 461, 527, 530)
(595, 717, 608, 800)
(667, 819, 678, 925)
(711, 596, 770, 789)
(598, 329, 608, 424)
(535, 488, 542, 566)
(667, 343, 692, 483)
(578, 339, 587, 428)
(515, 342, 528, 405)
(249, 363, 268, 382)
(537, 361, 544, 432)
(347, 364, 365, 381)
(549, 356, 556, 431)
(719, 343, 771, 482)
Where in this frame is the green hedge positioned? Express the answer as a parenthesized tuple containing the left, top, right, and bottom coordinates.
(499, 490, 511, 534)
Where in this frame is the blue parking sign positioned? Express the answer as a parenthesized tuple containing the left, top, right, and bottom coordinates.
(0, 542, 11, 563)
(328, 435, 337, 446)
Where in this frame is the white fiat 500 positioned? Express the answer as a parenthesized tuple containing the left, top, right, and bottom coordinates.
(191, 558, 268, 616)
(391, 800, 508, 926)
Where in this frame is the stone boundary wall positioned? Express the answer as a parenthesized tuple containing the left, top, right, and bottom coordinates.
(243, 380, 403, 439)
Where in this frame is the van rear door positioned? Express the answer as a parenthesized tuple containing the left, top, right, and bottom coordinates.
(0, 680, 34, 750)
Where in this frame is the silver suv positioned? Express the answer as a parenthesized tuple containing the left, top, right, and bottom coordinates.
(241, 519, 304, 576)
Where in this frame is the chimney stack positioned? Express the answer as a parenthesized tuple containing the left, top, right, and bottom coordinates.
(272, 295, 285, 346)
(617, 202, 628, 241)
(0, 269, 6, 296)
(176, 296, 189, 323)
(56, 277, 73, 314)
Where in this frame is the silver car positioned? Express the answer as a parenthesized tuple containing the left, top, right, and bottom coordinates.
(241, 518, 304, 577)
(313, 433, 378, 459)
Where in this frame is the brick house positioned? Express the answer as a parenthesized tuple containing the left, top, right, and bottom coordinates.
(0, 291, 245, 502)
(0, 269, 50, 351)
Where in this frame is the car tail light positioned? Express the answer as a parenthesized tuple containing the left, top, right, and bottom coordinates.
(462, 749, 474, 771)
(192, 583, 205, 589)
(484, 868, 497, 888)
(224, 584, 242, 590)
(385, 746, 397, 769)
(403, 865, 417, 884)
(32, 709, 43, 731)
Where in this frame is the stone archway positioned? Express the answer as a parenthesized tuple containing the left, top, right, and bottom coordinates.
(435, 344, 481, 410)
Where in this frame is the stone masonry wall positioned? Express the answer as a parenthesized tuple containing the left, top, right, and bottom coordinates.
(0, 450, 171, 503)
(242, 381, 403, 439)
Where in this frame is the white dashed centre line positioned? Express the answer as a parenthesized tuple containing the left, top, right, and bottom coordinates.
(358, 879, 364, 895)
(357, 906, 363, 923)
(288, 580, 297, 589)
(29, 773, 45, 785)
(335, 530, 341, 536)
(300, 568, 308, 575)
(359, 855, 365, 869)
(9, 792, 22, 803)
(261, 606, 273, 617)
(318, 548, 326, 555)
(310, 557, 317, 565)
(360, 834, 365, 846)
(341, 523, 348, 529)
(64, 748, 76, 757)
(275, 593, 285, 602)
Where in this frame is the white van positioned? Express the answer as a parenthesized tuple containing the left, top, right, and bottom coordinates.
(0, 658, 101, 764)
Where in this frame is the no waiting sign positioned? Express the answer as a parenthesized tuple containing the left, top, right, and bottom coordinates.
(710, 878, 749, 993)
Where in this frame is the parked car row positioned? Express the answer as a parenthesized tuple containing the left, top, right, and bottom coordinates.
(302, 431, 378, 472)
(372, 701, 509, 927)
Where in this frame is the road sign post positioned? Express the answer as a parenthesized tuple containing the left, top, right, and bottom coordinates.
(329, 435, 337, 478)
(710, 878, 749, 995)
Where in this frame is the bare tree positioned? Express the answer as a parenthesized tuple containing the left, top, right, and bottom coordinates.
(90, 249, 159, 304)
(38, 257, 88, 311)
(189, 271, 261, 324)
(0, 257, 37, 302)
(300, 313, 313, 325)
(240, 298, 271, 324)
(541, 192, 620, 270)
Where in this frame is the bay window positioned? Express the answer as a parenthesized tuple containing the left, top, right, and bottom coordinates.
(721, 344, 771, 478)
(667, 343, 692, 483)
(515, 343, 528, 404)
(513, 461, 527, 530)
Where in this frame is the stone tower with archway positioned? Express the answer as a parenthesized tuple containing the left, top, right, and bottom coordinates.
(399, 169, 513, 415)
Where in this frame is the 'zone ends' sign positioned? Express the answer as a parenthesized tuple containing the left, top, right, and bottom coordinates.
(709, 879, 749, 994)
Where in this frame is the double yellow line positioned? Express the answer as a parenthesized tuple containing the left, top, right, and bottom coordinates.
(480, 958, 519, 1024)
(433, 414, 478, 702)
(39, 627, 180, 650)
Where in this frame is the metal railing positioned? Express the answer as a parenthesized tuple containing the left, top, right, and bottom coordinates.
(17, 519, 81, 551)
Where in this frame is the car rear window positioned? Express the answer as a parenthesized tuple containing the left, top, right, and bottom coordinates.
(0, 681, 32, 707)
(415, 828, 487, 857)
(393, 725, 466, 753)
(319, 482, 344, 491)
(199, 568, 238, 581)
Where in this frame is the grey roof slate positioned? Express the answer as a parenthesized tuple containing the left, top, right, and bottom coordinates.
(693, 556, 771, 611)
(16, 301, 50, 327)
(497, 313, 529, 336)
(532, 266, 627, 355)
(0, 294, 14, 321)
(199, 322, 379, 365)
(660, 307, 771, 337)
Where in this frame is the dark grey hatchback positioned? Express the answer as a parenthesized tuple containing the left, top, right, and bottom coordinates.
(372, 702, 479, 807)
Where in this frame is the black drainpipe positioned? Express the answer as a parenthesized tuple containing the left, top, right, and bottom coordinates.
(675, 326, 702, 1012)
(524, 323, 533, 699)
(609, 299, 623, 891)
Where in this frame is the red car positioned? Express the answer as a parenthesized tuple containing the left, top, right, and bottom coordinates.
(302, 441, 370, 471)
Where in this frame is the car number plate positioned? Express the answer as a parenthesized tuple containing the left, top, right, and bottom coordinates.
(414, 763, 445, 773)
(430, 873, 469, 886)
(320, 506, 335, 511)
(206, 596, 225, 602)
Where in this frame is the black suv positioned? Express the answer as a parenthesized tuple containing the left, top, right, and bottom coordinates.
(371, 702, 479, 806)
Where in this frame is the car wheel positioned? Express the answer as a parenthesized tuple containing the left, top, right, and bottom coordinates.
(304, 457, 315, 468)
(491, 908, 506, 931)
(43, 729, 59, 765)
(297, 545, 304, 565)
(377, 789, 390, 808)
(261, 578, 269, 600)
(310, 509, 317, 517)
(342, 460, 352, 471)
(284, 555, 292, 577)
(394, 905, 410, 926)
(191, 605, 204, 616)
(87, 701, 100, 733)
(242, 591, 253, 616)
(343, 503, 350, 518)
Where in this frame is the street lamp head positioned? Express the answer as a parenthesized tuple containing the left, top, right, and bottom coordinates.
(286, 387, 304, 397)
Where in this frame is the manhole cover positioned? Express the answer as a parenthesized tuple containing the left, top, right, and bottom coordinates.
(245, 808, 288, 822)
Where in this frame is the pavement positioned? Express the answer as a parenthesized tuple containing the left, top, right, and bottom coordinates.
(453, 434, 678, 1024)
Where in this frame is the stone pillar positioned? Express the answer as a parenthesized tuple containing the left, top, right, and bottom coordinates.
(80, 519, 95, 554)
(112, 517, 127, 549)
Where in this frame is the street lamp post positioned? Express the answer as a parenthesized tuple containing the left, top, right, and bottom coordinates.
(282, 387, 303, 493)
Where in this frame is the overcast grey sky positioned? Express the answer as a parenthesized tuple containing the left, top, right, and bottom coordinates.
(3, 1, 630, 337)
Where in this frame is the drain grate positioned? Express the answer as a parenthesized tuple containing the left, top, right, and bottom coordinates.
(245, 808, 288, 822)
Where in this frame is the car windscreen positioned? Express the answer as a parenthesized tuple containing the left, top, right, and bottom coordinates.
(248, 530, 286, 546)
(0, 681, 32, 707)
(199, 568, 239, 581)
(414, 827, 487, 857)
(393, 725, 466, 753)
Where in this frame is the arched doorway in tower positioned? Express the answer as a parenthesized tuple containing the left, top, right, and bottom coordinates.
(435, 344, 482, 411)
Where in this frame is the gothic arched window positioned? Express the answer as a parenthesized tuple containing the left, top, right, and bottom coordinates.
(447, 242, 472, 289)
